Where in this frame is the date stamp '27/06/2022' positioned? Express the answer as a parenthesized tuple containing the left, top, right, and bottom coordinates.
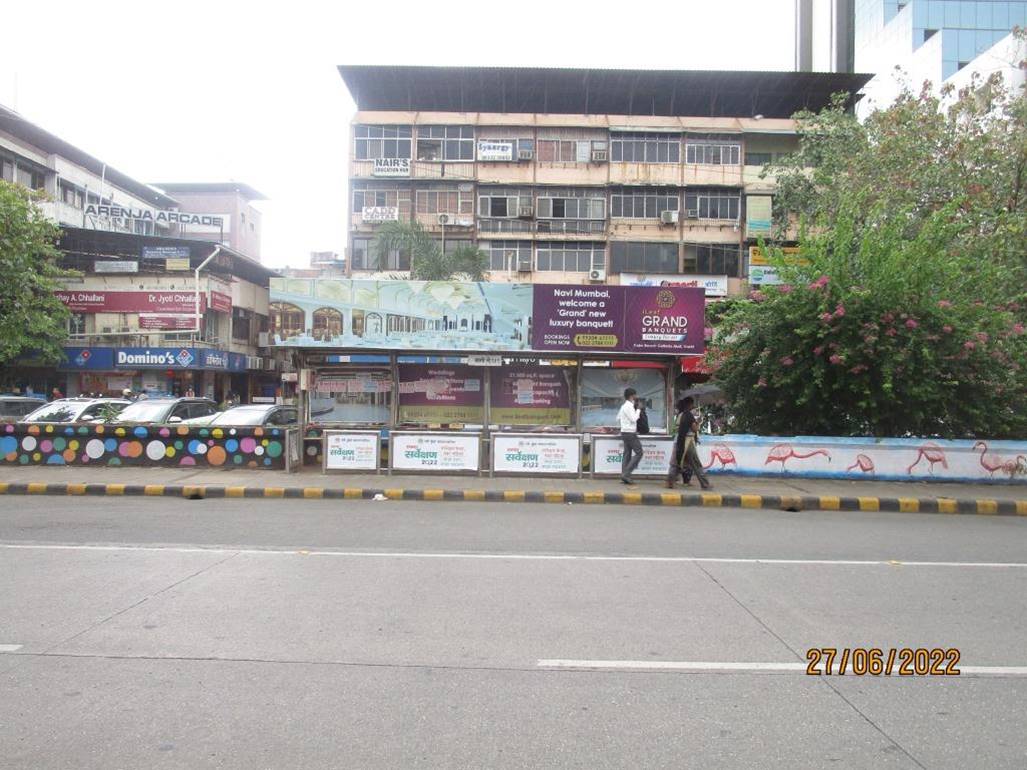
(806, 648, 961, 676)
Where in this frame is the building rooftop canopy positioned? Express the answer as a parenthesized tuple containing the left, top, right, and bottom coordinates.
(337, 65, 872, 119)
(151, 181, 268, 201)
(0, 104, 178, 208)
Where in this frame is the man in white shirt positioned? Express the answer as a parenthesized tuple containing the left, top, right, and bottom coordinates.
(617, 388, 643, 485)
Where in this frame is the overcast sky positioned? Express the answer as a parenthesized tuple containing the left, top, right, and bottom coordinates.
(1, 1, 795, 269)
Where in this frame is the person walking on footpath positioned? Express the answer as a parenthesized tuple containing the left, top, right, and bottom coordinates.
(669, 396, 712, 490)
(618, 388, 644, 485)
(666, 398, 693, 489)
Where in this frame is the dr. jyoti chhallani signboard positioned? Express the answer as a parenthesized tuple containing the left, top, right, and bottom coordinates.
(269, 280, 705, 355)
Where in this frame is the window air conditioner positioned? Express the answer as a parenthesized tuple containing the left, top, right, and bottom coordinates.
(437, 213, 452, 225)
(516, 259, 533, 272)
(588, 268, 607, 282)
(590, 149, 608, 163)
(518, 205, 534, 218)
(517, 149, 534, 161)
(660, 210, 679, 225)
(684, 209, 699, 219)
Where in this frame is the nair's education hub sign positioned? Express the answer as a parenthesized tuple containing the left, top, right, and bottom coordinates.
(269, 279, 705, 355)
(372, 158, 410, 177)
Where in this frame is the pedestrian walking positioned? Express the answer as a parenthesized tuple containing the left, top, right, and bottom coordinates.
(618, 387, 644, 485)
(50, 386, 63, 400)
(667, 396, 712, 490)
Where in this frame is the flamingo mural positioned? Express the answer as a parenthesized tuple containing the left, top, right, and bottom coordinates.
(846, 454, 875, 474)
(765, 444, 831, 470)
(906, 443, 948, 475)
(703, 444, 737, 470)
(974, 441, 1027, 477)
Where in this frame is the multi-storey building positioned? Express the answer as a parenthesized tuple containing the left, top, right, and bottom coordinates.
(337, 66, 870, 298)
(151, 181, 267, 262)
(0, 104, 279, 402)
(797, 2, 1027, 113)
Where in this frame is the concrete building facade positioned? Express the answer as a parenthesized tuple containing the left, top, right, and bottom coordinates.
(151, 182, 266, 262)
(337, 67, 870, 299)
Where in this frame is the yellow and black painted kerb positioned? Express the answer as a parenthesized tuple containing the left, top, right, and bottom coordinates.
(0, 481, 1025, 515)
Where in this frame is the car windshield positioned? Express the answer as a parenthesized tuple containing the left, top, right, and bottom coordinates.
(211, 408, 270, 426)
(116, 401, 173, 422)
(23, 402, 85, 422)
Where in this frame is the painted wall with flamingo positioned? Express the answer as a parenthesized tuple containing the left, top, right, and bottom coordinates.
(695, 436, 1027, 484)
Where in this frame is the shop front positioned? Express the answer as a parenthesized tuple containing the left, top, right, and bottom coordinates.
(59, 346, 247, 399)
(272, 279, 705, 473)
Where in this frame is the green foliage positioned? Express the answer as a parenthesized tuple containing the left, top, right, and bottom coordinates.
(711, 76, 1027, 439)
(373, 221, 489, 281)
(0, 181, 72, 368)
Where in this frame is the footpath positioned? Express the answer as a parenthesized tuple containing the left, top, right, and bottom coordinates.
(0, 464, 1025, 515)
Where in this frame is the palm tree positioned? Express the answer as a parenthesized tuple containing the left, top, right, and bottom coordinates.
(373, 221, 489, 281)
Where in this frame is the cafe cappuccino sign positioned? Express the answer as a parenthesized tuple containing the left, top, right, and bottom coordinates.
(85, 204, 224, 228)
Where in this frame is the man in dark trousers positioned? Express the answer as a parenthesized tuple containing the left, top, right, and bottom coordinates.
(618, 387, 643, 485)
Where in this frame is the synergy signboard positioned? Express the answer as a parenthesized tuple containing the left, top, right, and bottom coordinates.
(269, 279, 705, 355)
(476, 140, 515, 162)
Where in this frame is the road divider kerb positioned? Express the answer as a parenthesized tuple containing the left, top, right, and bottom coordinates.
(0, 482, 1023, 516)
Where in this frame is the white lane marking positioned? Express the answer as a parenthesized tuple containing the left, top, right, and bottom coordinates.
(0, 644, 23, 652)
(537, 660, 1027, 677)
(1, 543, 1026, 568)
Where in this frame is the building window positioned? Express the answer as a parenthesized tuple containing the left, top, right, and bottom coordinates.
(351, 183, 412, 214)
(351, 237, 410, 271)
(536, 193, 606, 220)
(60, 182, 84, 208)
(609, 242, 679, 274)
(484, 240, 532, 271)
(15, 164, 46, 190)
(537, 138, 607, 162)
(744, 152, 773, 167)
(354, 125, 413, 160)
(478, 188, 533, 218)
(416, 126, 474, 161)
(685, 190, 741, 221)
(535, 242, 604, 272)
(610, 133, 680, 163)
(67, 314, 86, 335)
(685, 140, 742, 165)
(415, 188, 474, 215)
(683, 243, 741, 276)
(0, 156, 13, 182)
(610, 187, 679, 218)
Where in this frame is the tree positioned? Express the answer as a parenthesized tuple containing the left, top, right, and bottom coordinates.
(373, 221, 489, 281)
(0, 181, 72, 370)
(709, 74, 1027, 439)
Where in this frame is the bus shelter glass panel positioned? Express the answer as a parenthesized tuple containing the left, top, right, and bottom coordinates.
(580, 368, 667, 431)
(489, 364, 576, 426)
(309, 369, 393, 424)
(397, 364, 484, 424)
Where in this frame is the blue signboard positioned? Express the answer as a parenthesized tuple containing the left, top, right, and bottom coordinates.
(113, 347, 245, 371)
(59, 347, 116, 371)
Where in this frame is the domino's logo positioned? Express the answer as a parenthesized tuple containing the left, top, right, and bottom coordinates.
(75, 349, 91, 367)
(176, 349, 195, 367)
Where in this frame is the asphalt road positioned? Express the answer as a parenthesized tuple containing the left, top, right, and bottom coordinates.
(2, 498, 1026, 769)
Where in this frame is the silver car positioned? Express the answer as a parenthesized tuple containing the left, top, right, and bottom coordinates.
(21, 398, 131, 423)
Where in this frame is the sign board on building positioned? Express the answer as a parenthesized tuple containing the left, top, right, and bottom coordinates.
(748, 246, 802, 266)
(209, 290, 232, 314)
(591, 435, 676, 477)
(361, 206, 400, 223)
(619, 273, 728, 297)
(390, 432, 481, 473)
(268, 280, 705, 355)
(58, 347, 116, 371)
(109, 347, 245, 371)
(84, 204, 223, 228)
(492, 434, 581, 476)
(138, 314, 196, 330)
(54, 290, 206, 314)
(476, 140, 515, 162)
(748, 265, 783, 286)
(142, 246, 191, 260)
(165, 258, 191, 271)
(93, 260, 138, 274)
(745, 195, 773, 237)
(323, 431, 380, 471)
(372, 158, 410, 177)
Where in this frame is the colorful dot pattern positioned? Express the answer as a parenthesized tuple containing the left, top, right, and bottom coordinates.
(1, 423, 287, 469)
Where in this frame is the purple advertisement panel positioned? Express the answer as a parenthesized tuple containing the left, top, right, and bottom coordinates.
(531, 285, 704, 354)
(397, 364, 484, 423)
(623, 285, 705, 354)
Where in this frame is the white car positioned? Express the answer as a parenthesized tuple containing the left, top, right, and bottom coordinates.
(21, 397, 131, 423)
(182, 404, 299, 427)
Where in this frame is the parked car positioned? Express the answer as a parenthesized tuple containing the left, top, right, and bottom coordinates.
(0, 396, 47, 420)
(21, 397, 130, 423)
(113, 397, 218, 425)
(182, 404, 299, 427)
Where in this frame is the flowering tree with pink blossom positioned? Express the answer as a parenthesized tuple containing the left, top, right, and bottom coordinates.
(710, 75, 1027, 438)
